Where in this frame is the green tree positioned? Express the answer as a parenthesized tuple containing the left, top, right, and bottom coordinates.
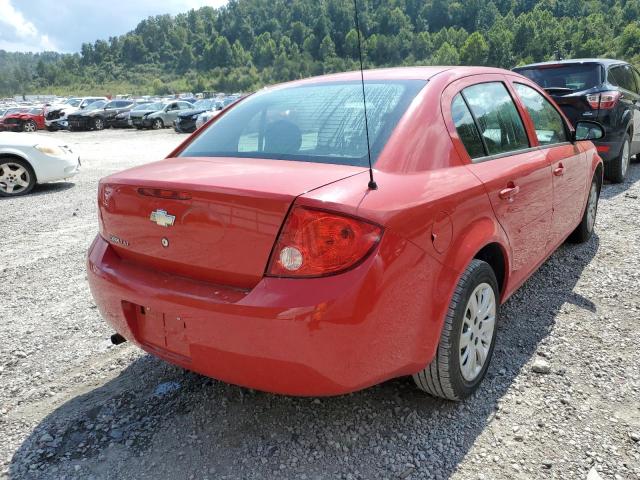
(432, 42, 460, 65)
(460, 32, 489, 65)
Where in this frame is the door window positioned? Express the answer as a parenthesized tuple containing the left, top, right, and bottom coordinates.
(514, 83, 568, 145)
(608, 66, 636, 92)
(459, 82, 529, 157)
(451, 94, 485, 159)
(632, 68, 640, 94)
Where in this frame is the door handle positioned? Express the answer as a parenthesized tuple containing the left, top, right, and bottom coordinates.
(499, 184, 520, 200)
(553, 163, 565, 176)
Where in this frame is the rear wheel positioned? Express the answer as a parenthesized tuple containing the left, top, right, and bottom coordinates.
(22, 120, 37, 133)
(152, 118, 164, 130)
(568, 174, 599, 243)
(0, 158, 36, 197)
(605, 134, 630, 183)
(413, 259, 499, 401)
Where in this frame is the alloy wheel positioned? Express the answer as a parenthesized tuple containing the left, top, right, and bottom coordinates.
(94, 118, 104, 130)
(23, 121, 37, 133)
(621, 140, 630, 179)
(0, 162, 31, 195)
(459, 283, 496, 382)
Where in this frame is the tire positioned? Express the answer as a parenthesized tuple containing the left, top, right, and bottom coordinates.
(568, 174, 600, 243)
(413, 259, 499, 401)
(22, 120, 37, 133)
(151, 118, 164, 130)
(0, 157, 36, 197)
(93, 117, 105, 130)
(604, 134, 630, 183)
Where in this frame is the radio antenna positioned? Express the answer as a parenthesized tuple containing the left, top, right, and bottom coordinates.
(353, 0, 377, 190)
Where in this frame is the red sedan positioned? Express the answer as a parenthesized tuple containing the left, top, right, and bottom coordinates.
(88, 67, 604, 399)
(0, 107, 45, 132)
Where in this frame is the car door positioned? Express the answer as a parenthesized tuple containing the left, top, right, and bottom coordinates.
(164, 102, 180, 124)
(511, 81, 588, 251)
(443, 77, 553, 289)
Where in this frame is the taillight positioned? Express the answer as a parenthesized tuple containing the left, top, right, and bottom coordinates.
(267, 207, 383, 278)
(586, 91, 620, 110)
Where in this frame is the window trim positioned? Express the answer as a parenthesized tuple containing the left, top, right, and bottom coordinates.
(454, 80, 531, 163)
(512, 81, 572, 148)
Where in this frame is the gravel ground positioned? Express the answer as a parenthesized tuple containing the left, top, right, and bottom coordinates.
(1, 128, 639, 480)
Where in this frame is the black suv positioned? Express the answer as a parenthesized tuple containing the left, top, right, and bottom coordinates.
(68, 100, 135, 131)
(514, 59, 639, 182)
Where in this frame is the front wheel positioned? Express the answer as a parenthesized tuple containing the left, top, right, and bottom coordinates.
(0, 158, 36, 197)
(568, 174, 599, 243)
(93, 117, 105, 130)
(22, 120, 37, 132)
(152, 118, 164, 130)
(605, 134, 630, 183)
(413, 259, 499, 401)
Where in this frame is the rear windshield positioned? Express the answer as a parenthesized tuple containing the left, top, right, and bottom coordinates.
(180, 80, 426, 166)
(514, 64, 602, 92)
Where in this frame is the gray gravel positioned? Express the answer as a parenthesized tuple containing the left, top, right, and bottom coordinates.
(1, 129, 639, 480)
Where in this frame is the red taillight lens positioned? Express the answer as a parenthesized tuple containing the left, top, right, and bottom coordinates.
(267, 207, 383, 278)
(586, 91, 620, 110)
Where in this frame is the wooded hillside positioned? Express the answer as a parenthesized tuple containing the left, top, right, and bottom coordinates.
(2, 0, 640, 96)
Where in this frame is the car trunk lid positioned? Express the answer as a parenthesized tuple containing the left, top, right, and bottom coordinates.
(100, 157, 366, 288)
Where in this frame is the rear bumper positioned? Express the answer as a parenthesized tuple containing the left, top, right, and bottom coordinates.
(87, 233, 440, 396)
(593, 139, 623, 162)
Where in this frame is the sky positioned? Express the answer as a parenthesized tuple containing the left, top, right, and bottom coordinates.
(0, 0, 228, 53)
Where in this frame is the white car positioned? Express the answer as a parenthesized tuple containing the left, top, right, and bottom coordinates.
(45, 97, 107, 131)
(195, 109, 222, 129)
(0, 132, 80, 197)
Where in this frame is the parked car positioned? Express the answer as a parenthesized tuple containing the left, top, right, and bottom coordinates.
(111, 102, 150, 128)
(514, 58, 639, 182)
(0, 107, 30, 131)
(130, 101, 192, 130)
(66, 100, 135, 131)
(0, 132, 80, 196)
(195, 109, 222, 130)
(45, 97, 108, 131)
(0, 107, 46, 132)
(174, 99, 223, 133)
(87, 67, 603, 399)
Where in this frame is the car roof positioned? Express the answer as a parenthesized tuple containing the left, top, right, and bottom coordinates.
(514, 58, 627, 69)
(268, 66, 511, 90)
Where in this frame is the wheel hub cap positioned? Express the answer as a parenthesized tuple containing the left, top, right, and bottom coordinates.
(459, 283, 496, 382)
(0, 163, 29, 194)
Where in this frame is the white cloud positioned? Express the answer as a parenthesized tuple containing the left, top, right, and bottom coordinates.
(0, 0, 58, 51)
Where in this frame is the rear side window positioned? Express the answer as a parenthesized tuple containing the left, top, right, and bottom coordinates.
(514, 83, 567, 145)
(515, 64, 601, 93)
(632, 68, 640, 93)
(451, 94, 485, 159)
(181, 80, 426, 167)
(609, 65, 637, 93)
(460, 82, 529, 157)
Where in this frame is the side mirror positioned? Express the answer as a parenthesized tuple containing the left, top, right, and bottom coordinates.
(574, 121, 605, 142)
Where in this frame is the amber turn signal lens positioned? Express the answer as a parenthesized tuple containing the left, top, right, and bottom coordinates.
(267, 207, 383, 277)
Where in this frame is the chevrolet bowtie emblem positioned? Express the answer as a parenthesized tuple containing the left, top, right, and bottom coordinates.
(150, 209, 176, 227)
